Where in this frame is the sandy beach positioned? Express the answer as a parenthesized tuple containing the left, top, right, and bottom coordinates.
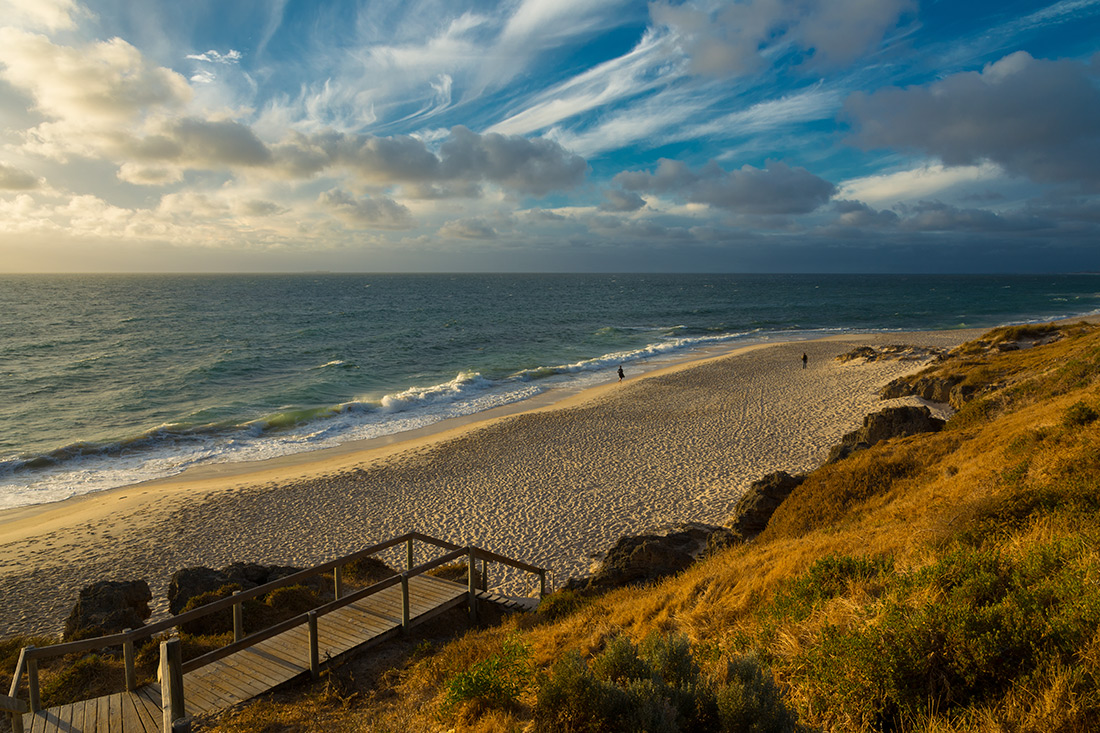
(0, 330, 981, 638)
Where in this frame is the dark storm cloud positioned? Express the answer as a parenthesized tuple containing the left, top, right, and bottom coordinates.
(845, 52, 1100, 189)
(616, 158, 836, 214)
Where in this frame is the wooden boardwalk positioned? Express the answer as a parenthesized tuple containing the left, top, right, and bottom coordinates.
(20, 575, 468, 732)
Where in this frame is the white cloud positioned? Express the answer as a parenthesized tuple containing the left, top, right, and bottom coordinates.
(0, 30, 192, 126)
(186, 49, 243, 64)
(838, 162, 1007, 207)
(0, 0, 82, 32)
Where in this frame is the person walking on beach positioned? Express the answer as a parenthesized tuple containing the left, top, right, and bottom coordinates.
(801, 353, 808, 369)
(618, 364, 625, 382)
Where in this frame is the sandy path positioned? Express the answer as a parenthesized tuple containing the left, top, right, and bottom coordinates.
(0, 331, 976, 638)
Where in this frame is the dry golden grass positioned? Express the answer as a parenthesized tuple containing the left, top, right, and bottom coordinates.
(183, 323, 1100, 732)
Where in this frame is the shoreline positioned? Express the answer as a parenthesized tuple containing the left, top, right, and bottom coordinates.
(0, 328, 982, 637)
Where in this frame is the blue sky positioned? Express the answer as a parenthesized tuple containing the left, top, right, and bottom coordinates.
(1, 0, 1098, 272)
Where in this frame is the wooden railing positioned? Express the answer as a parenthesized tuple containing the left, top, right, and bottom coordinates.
(5, 531, 546, 732)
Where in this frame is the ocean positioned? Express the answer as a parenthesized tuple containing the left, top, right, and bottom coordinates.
(2, 273, 1097, 510)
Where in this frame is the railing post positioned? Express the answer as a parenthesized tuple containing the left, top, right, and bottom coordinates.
(481, 559, 489, 592)
(334, 566, 343, 600)
(307, 611, 320, 679)
(123, 630, 137, 691)
(160, 637, 185, 733)
(25, 647, 38, 714)
(406, 537, 414, 571)
(467, 548, 478, 624)
(539, 570, 547, 598)
(400, 572, 410, 633)
(232, 592, 244, 642)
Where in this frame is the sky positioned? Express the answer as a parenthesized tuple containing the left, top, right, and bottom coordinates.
(1, 0, 1099, 273)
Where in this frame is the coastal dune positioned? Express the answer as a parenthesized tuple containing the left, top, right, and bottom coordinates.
(0, 331, 978, 637)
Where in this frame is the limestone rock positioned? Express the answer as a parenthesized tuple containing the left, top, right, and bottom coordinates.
(566, 522, 723, 593)
(724, 471, 806, 541)
(63, 580, 151, 641)
(827, 405, 944, 463)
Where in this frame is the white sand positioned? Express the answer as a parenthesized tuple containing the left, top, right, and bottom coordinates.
(0, 330, 980, 638)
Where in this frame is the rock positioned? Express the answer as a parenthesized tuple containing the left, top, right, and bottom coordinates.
(880, 374, 962, 402)
(63, 580, 152, 641)
(705, 527, 743, 555)
(837, 344, 947, 364)
(566, 522, 723, 593)
(724, 472, 806, 541)
(167, 563, 319, 615)
(827, 405, 945, 463)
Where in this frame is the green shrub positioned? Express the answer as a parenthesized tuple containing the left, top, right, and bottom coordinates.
(341, 556, 397, 585)
(264, 584, 322, 616)
(767, 554, 893, 623)
(789, 542, 1100, 730)
(533, 634, 796, 733)
(715, 653, 799, 733)
(179, 583, 241, 636)
(443, 634, 532, 716)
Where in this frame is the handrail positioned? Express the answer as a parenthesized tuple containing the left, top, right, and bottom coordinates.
(8, 531, 547, 708)
(0, 693, 28, 714)
(7, 648, 26, 699)
(471, 546, 545, 576)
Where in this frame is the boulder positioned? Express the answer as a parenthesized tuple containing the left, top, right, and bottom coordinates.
(827, 405, 944, 463)
(63, 580, 151, 641)
(724, 471, 806, 542)
(167, 563, 317, 615)
(566, 523, 723, 593)
(880, 374, 962, 402)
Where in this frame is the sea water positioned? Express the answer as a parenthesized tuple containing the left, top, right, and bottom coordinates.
(2, 273, 1097, 509)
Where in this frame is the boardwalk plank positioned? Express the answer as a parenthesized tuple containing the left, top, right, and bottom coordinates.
(189, 665, 253, 703)
(96, 696, 110, 733)
(132, 687, 163, 728)
(120, 692, 146, 733)
(107, 692, 123, 733)
(122, 695, 147, 733)
(241, 646, 306, 676)
(218, 651, 292, 689)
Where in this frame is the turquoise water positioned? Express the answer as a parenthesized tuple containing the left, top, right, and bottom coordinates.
(2, 273, 1098, 508)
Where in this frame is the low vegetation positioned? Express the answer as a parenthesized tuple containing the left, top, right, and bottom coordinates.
(6, 321, 1100, 732)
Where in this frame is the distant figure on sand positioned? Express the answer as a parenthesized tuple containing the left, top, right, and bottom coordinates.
(618, 365, 625, 382)
(802, 353, 808, 369)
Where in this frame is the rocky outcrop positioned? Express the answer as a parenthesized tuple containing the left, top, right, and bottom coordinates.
(836, 345, 947, 363)
(724, 471, 806, 542)
(827, 405, 945, 463)
(63, 580, 151, 641)
(566, 523, 728, 594)
(881, 374, 963, 403)
(167, 563, 314, 615)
